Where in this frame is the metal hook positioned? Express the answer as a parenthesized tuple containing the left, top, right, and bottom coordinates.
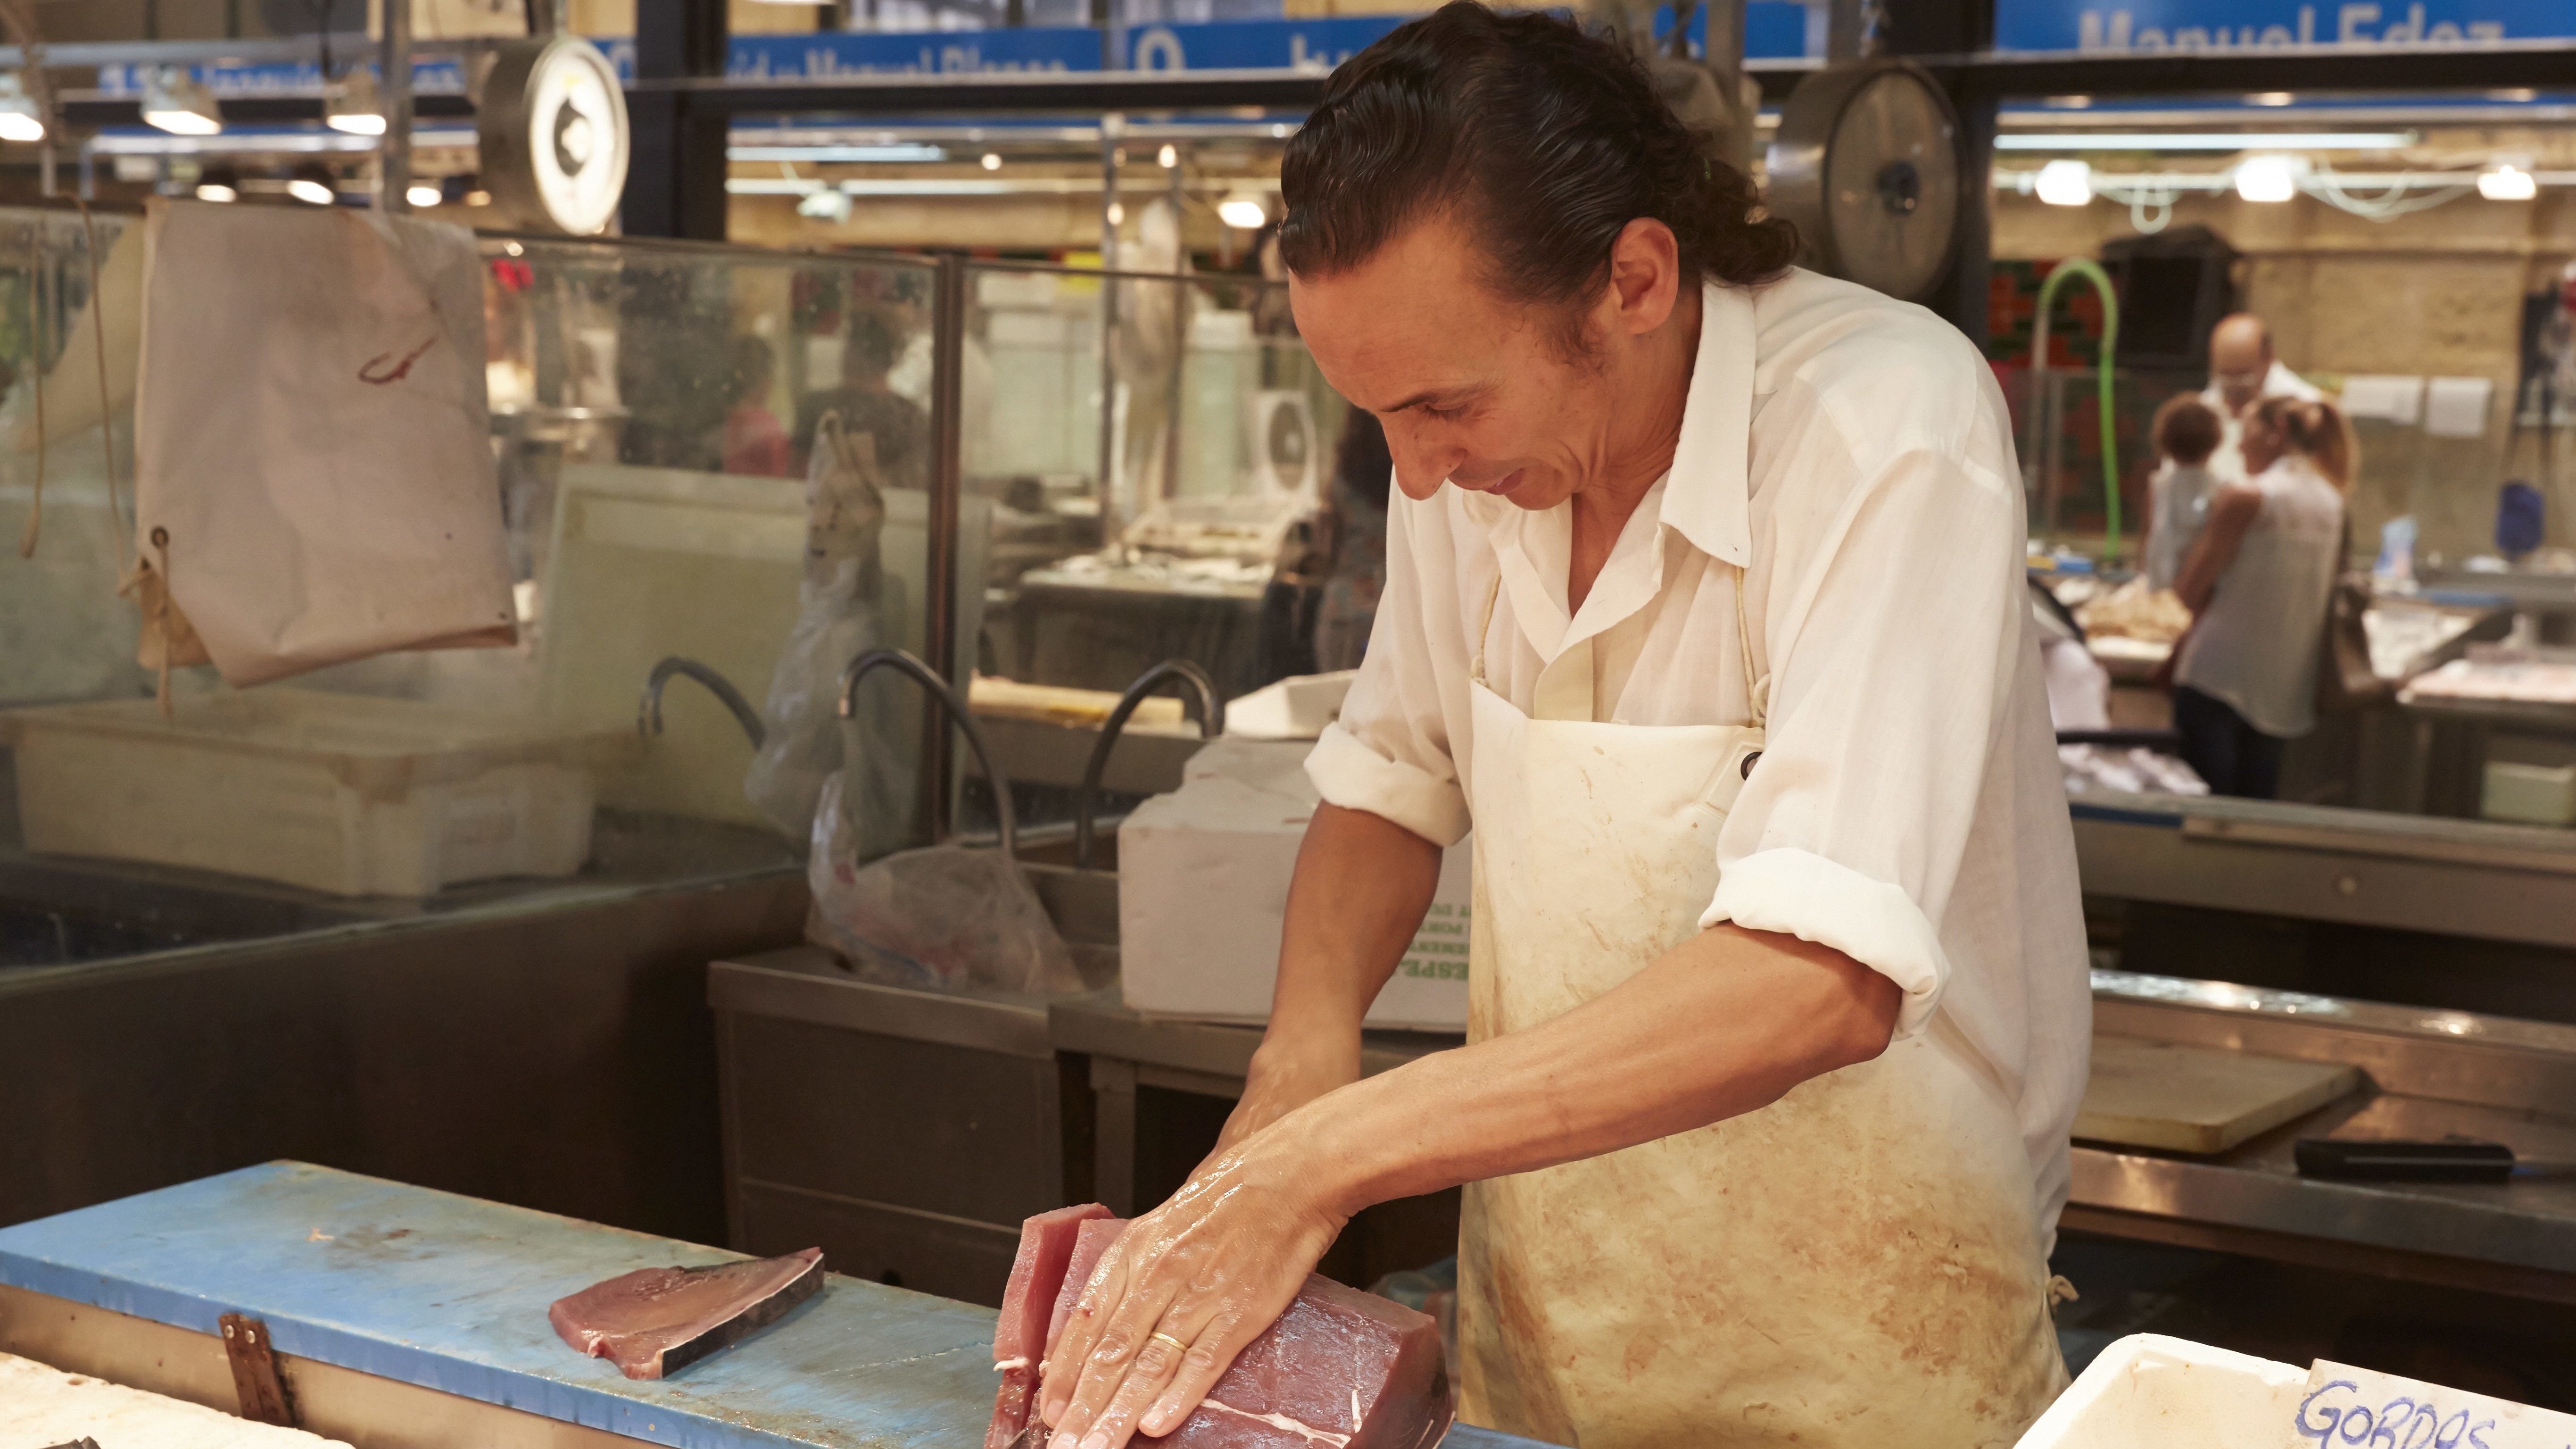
(840, 647, 1020, 865)
(638, 657, 766, 747)
(1073, 658, 1225, 871)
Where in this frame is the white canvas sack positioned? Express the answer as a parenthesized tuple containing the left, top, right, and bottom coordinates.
(130, 197, 514, 686)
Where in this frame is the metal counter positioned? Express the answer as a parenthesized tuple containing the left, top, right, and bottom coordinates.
(1052, 974, 2576, 1300)
(2071, 792, 2576, 951)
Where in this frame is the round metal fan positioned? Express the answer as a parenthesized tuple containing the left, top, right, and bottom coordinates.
(1765, 60, 1963, 302)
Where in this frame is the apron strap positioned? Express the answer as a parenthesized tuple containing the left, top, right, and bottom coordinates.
(1733, 564, 1768, 728)
(1470, 572, 1504, 688)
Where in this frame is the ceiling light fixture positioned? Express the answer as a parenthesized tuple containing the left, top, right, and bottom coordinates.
(1158, 143, 1178, 168)
(287, 162, 338, 205)
(195, 162, 240, 203)
(1217, 190, 1268, 229)
(406, 182, 443, 207)
(2248, 92, 2294, 107)
(980, 151, 1001, 171)
(2034, 158, 2093, 206)
(797, 186, 853, 222)
(324, 65, 386, 136)
(2477, 164, 2538, 201)
(142, 66, 223, 136)
(1997, 131, 2410, 152)
(2234, 154, 2301, 203)
(0, 72, 44, 142)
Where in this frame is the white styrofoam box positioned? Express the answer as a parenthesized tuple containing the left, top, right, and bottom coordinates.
(4, 690, 629, 897)
(2, 1349, 356, 1449)
(2481, 760, 2576, 827)
(2015, 1335, 2309, 1449)
(1224, 671, 1356, 741)
(2017, 1334, 2576, 1449)
(1119, 737, 1470, 1030)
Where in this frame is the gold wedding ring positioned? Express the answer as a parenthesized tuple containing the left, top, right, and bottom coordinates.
(1149, 1331, 1191, 1354)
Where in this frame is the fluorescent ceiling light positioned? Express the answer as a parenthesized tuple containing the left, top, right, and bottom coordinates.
(1105, 201, 1126, 226)
(729, 143, 944, 162)
(2235, 155, 2301, 203)
(1996, 132, 2411, 151)
(2477, 164, 2538, 201)
(1218, 191, 1268, 229)
(406, 182, 442, 207)
(2034, 159, 2093, 206)
(324, 66, 384, 136)
(980, 151, 1001, 170)
(0, 72, 44, 142)
(287, 177, 335, 204)
(142, 67, 222, 136)
(2248, 92, 2294, 107)
(194, 182, 237, 202)
(1158, 143, 1178, 168)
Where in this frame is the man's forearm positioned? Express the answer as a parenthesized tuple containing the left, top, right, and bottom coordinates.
(1269, 802, 1445, 1034)
(1278, 923, 1901, 1215)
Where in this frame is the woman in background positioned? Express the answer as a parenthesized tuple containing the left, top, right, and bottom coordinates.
(722, 336, 794, 478)
(2170, 395, 2357, 798)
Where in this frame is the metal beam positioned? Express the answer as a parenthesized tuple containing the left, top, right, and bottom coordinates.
(626, 0, 730, 240)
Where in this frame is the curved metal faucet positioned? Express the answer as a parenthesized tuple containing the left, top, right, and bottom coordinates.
(638, 657, 767, 746)
(1074, 658, 1226, 871)
(840, 647, 1020, 865)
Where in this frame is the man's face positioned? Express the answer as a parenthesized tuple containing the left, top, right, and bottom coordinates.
(2209, 321, 2272, 413)
(1288, 215, 1629, 513)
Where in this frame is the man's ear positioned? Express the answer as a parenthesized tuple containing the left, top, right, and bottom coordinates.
(1605, 217, 1683, 337)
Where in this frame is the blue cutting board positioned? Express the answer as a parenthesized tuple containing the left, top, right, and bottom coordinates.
(0, 1162, 1544, 1449)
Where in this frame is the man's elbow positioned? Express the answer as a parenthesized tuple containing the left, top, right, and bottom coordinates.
(1821, 958, 1904, 1071)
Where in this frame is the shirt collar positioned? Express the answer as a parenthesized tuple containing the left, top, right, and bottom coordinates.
(1657, 280, 1756, 568)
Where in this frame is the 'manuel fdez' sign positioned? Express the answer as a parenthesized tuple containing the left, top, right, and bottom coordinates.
(1997, 0, 2570, 51)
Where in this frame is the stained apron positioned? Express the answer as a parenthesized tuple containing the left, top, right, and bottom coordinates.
(1453, 572, 2065, 1449)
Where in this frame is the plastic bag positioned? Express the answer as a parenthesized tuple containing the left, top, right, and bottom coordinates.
(804, 770, 1082, 995)
(745, 412, 911, 855)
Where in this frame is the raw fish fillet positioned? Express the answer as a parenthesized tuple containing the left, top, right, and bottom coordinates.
(549, 1247, 824, 1380)
(988, 1204, 1116, 1449)
(988, 1210, 1451, 1449)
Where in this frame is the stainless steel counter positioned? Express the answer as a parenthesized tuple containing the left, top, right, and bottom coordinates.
(1052, 974, 2576, 1299)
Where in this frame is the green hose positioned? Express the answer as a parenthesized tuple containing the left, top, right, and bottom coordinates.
(2031, 257, 2124, 566)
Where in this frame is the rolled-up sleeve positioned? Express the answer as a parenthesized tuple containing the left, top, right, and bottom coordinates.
(1305, 486, 1474, 847)
(1700, 404, 2027, 1040)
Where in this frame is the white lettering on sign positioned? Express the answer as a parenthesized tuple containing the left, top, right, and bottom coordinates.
(2075, 5, 2507, 50)
(2288, 1362, 2576, 1449)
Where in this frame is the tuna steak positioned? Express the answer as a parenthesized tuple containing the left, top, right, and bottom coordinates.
(989, 1210, 1451, 1449)
(549, 1247, 824, 1380)
(989, 1204, 1117, 1449)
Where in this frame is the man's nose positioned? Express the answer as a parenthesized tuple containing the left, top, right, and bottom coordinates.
(1387, 421, 1464, 500)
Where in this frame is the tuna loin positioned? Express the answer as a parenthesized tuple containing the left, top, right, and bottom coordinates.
(988, 1204, 1116, 1449)
(550, 1247, 824, 1380)
(988, 1210, 1451, 1449)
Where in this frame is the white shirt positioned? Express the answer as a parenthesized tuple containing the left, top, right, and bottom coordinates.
(1307, 270, 2092, 1239)
(2174, 455, 2345, 739)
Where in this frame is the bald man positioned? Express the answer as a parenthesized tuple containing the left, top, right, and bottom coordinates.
(2199, 312, 2323, 484)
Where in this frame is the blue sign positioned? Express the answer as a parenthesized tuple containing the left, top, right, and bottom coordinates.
(1995, 0, 2576, 51)
(99, 57, 472, 97)
(1123, 15, 1403, 72)
(726, 27, 1106, 77)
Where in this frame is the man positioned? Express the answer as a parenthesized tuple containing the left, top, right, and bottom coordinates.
(2200, 311, 2324, 485)
(1035, 8, 2088, 1448)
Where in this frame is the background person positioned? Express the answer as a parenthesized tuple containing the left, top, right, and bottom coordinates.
(2199, 311, 2323, 484)
(2170, 396, 2357, 799)
(722, 336, 794, 479)
(2143, 393, 2223, 591)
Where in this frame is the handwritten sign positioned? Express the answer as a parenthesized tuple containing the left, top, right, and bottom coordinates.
(2292, 1363, 2576, 1449)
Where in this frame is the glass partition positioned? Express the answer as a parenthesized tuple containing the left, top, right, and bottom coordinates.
(0, 215, 943, 971)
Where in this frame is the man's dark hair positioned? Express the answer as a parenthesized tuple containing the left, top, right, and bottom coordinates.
(1278, 3, 1796, 320)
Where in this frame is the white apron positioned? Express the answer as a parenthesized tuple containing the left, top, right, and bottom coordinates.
(1454, 573, 2066, 1449)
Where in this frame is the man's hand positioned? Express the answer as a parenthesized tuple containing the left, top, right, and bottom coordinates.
(1040, 1115, 1350, 1449)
